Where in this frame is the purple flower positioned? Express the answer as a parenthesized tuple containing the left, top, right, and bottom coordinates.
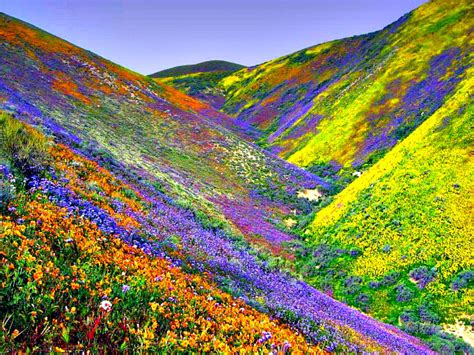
(257, 331, 272, 343)
(121, 284, 130, 293)
(282, 341, 291, 353)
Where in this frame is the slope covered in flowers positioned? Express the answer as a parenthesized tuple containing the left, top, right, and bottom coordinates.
(160, 0, 472, 182)
(0, 121, 315, 352)
(0, 12, 329, 258)
(0, 112, 435, 352)
(299, 65, 474, 351)
(154, 0, 474, 351)
(0, 1, 471, 351)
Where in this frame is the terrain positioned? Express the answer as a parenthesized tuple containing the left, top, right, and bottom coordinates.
(157, 0, 474, 351)
(0, 11, 435, 353)
(0, 0, 473, 352)
(160, 0, 472, 180)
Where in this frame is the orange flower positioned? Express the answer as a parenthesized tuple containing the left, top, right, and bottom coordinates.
(11, 329, 20, 340)
(33, 270, 43, 281)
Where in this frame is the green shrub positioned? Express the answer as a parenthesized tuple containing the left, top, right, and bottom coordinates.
(0, 113, 50, 176)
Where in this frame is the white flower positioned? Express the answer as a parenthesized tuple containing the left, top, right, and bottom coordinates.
(99, 300, 112, 312)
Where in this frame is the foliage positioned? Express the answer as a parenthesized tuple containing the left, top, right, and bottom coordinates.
(0, 164, 16, 212)
(0, 120, 431, 352)
(0, 113, 50, 177)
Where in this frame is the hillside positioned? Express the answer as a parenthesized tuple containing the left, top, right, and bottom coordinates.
(0, 114, 320, 353)
(152, 0, 474, 351)
(0, 12, 325, 258)
(300, 72, 473, 351)
(162, 0, 472, 181)
(149, 60, 245, 78)
(158, 71, 235, 109)
(0, 12, 436, 353)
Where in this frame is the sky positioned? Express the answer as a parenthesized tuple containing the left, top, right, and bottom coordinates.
(1, 0, 427, 75)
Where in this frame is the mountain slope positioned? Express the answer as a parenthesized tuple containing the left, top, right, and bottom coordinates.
(153, 0, 474, 350)
(0, 12, 435, 353)
(300, 65, 473, 350)
(149, 60, 245, 78)
(0, 113, 321, 353)
(0, 12, 326, 257)
(163, 0, 472, 180)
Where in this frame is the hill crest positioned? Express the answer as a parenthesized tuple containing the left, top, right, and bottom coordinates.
(149, 60, 245, 78)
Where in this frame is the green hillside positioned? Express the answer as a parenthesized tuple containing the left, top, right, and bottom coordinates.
(299, 69, 473, 350)
(152, 61, 245, 109)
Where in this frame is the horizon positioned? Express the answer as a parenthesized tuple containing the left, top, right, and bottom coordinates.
(1, 0, 427, 75)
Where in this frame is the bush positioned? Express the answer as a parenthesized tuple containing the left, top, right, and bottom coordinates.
(0, 113, 50, 176)
(409, 266, 437, 289)
(451, 270, 473, 291)
(394, 284, 415, 302)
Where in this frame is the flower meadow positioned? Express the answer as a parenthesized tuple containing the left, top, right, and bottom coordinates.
(0, 113, 433, 352)
(160, 0, 474, 351)
(0, 0, 472, 351)
(1, 179, 315, 351)
(0, 11, 328, 259)
(164, 0, 472, 182)
(0, 113, 317, 352)
(0, 107, 443, 355)
(302, 69, 474, 352)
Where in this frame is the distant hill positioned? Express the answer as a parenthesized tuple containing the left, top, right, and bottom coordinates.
(149, 60, 245, 78)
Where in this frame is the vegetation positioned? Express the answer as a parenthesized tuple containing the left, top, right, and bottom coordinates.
(303, 73, 473, 352)
(0, 112, 50, 177)
(0, 0, 472, 351)
(0, 121, 316, 352)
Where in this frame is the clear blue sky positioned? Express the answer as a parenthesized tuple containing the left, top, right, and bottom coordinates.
(1, 0, 427, 74)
